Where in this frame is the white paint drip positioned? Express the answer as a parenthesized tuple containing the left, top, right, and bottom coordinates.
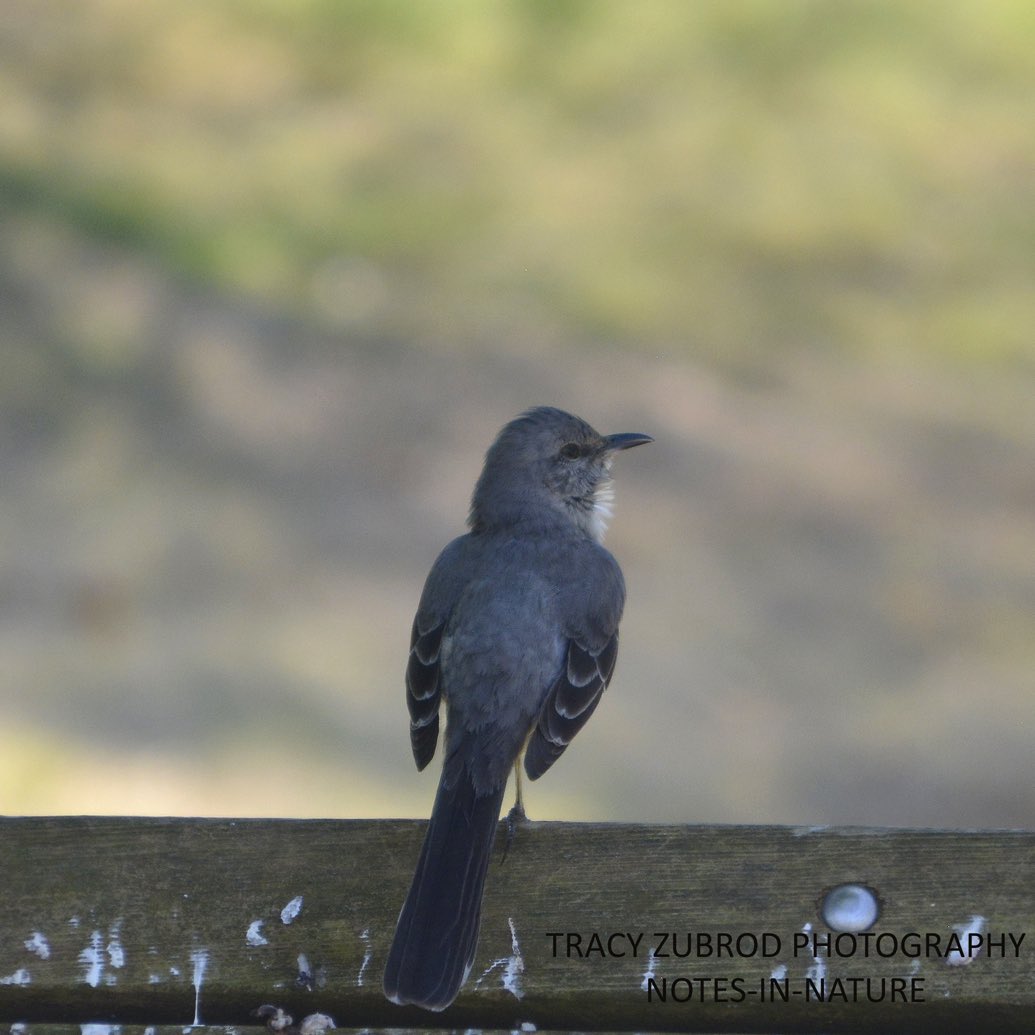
(640, 949, 657, 991)
(357, 928, 372, 986)
(502, 917, 525, 1000)
(25, 931, 51, 959)
(81, 1026, 116, 1035)
(947, 914, 986, 967)
(246, 920, 269, 947)
(298, 1013, 335, 1035)
(770, 963, 787, 981)
(802, 922, 826, 984)
(0, 969, 30, 985)
(473, 917, 526, 998)
(190, 948, 209, 1026)
(107, 919, 126, 969)
(79, 930, 105, 987)
(520, 1024, 537, 1033)
(281, 895, 304, 924)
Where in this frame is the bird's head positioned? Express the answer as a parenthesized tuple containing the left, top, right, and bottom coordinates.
(469, 406, 652, 541)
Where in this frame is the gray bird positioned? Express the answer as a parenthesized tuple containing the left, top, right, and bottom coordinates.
(382, 406, 652, 1012)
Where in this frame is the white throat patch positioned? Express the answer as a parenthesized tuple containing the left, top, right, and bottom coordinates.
(588, 479, 614, 543)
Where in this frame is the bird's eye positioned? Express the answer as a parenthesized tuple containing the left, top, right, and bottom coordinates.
(559, 442, 582, 460)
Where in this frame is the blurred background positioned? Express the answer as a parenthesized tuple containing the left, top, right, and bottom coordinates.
(2, 1, 1033, 827)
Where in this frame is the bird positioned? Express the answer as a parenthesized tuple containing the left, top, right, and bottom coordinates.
(382, 406, 652, 1012)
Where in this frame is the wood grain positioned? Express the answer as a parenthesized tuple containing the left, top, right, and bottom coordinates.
(1, 817, 1033, 1031)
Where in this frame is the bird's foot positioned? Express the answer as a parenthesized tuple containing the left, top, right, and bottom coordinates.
(500, 801, 527, 863)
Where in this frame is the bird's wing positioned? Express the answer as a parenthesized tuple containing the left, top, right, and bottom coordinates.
(404, 534, 476, 770)
(406, 613, 444, 770)
(523, 630, 619, 780)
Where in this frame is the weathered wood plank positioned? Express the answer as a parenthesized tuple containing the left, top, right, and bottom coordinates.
(1, 818, 1033, 1032)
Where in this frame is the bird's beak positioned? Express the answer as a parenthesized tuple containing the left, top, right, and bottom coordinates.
(603, 432, 654, 452)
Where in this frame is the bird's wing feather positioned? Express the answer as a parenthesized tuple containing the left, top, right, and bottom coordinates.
(404, 534, 478, 771)
(523, 631, 619, 780)
(406, 615, 444, 770)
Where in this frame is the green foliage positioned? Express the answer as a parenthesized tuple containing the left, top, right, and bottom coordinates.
(3, 0, 1034, 366)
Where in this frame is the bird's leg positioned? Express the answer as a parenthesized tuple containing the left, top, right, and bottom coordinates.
(511, 759, 527, 820)
(501, 760, 527, 862)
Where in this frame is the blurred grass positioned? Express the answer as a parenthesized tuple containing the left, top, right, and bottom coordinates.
(2, 1, 1034, 824)
(3, 1, 1035, 368)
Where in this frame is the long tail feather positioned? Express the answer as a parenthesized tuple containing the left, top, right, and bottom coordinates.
(383, 769, 505, 1011)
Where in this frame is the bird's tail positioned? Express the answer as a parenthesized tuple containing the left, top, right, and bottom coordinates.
(383, 767, 506, 1012)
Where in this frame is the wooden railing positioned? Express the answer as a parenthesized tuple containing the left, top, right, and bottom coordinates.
(2, 817, 1033, 1031)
